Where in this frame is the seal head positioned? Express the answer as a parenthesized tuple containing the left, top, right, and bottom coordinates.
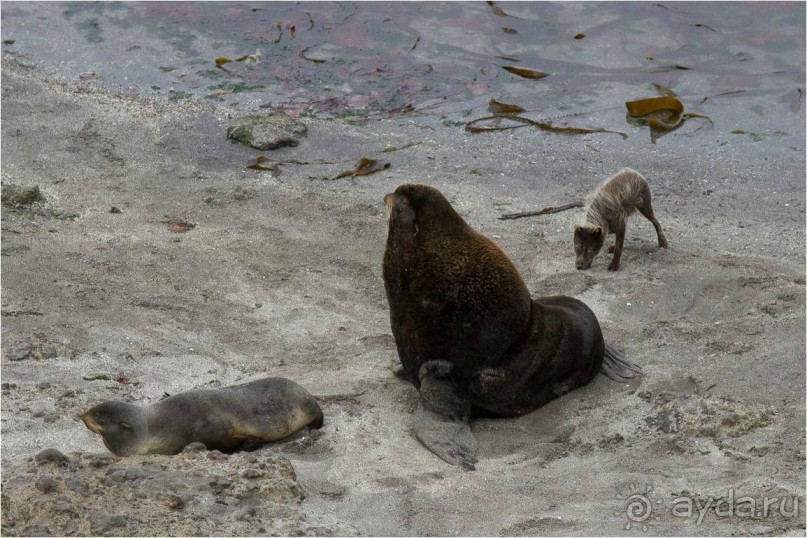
(80, 401, 147, 456)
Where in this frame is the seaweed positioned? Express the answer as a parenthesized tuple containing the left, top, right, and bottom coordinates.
(626, 96, 713, 142)
(502, 65, 548, 79)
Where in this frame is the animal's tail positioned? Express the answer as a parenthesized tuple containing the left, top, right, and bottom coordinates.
(600, 341, 642, 382)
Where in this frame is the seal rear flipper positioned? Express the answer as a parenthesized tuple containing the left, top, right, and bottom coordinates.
(413, 360, 478, 470)
(600, 341, 642, 382)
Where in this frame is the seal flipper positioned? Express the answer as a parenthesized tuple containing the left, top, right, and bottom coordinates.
(600, 341, 642, 382)
(413, 360, 478, 470)
(390, 356, 409, 381)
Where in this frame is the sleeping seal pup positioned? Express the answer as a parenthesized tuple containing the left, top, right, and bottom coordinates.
(80, 377, 323, 456)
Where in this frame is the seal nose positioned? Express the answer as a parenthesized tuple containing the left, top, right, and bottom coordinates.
(78, 411, 103, 434)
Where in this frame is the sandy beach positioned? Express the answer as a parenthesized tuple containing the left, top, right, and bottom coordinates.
(1, 2, 804, 535)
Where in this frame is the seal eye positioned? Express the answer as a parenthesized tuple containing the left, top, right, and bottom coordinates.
(120, 422, 132, 431)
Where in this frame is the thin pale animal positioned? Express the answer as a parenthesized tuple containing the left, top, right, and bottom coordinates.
(574, 168, 669, 271)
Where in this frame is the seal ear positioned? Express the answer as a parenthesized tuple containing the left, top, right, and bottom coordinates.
(574, 224, 581, 232)
(593, 226, 603, 238)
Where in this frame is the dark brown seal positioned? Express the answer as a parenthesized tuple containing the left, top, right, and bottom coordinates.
(383, 184, 639, 469)
(80, 378, 323, 456)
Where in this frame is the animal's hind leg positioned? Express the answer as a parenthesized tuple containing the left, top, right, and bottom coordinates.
(413, 360, 478, 470)
(637, 188, 669, 248)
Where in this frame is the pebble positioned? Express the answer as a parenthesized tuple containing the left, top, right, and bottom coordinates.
(104, 467, 151, 485)
(242, 469, 265, 479)
(207, 450, 226, 461)
(182, 442, 207, 453)
(65, 478, 90, 496)
(91, 515, 127, 534)
(160, 493, 185, 510)
(34, 448, 69, 468)
(8, 344, 31, 361)
(84, 453, 115, 468)
(34, 476, 60, 494)
(209, 476, 232, 492)
(40, 343, 60, 360)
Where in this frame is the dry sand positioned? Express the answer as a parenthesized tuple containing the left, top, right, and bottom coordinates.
(1, 49, 805, 536)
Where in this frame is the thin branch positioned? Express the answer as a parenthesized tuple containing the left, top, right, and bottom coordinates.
(499, 200, 583, 220)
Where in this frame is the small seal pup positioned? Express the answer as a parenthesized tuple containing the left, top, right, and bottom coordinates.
(383, 183, 639, 469)
(574, 168, 669, 271)
(80, 378, 323, 456)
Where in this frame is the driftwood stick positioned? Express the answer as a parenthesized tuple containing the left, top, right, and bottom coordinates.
(499, 200, 584, 220)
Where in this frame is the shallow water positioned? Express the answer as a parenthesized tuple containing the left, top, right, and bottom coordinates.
(2, 2, 804, 147)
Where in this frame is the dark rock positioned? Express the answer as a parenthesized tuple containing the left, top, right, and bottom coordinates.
(35, 476, 60, 493)
(2, 184, 44, 207)
(698, 424, 719, 437)
(35, 448, 69, 467)
(645, 410, 682, 433)
(226, 113, 307, 150)
(109, 206, 122, 214)
(36, 382, 51, 390)
(83, 373, 111, 381)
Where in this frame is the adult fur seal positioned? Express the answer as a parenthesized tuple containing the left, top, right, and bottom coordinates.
(80, 378, 323, 456)
(383, 183, 639, 469)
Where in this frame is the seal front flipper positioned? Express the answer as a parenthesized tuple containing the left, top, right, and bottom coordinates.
(412, 360, 478, 470)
